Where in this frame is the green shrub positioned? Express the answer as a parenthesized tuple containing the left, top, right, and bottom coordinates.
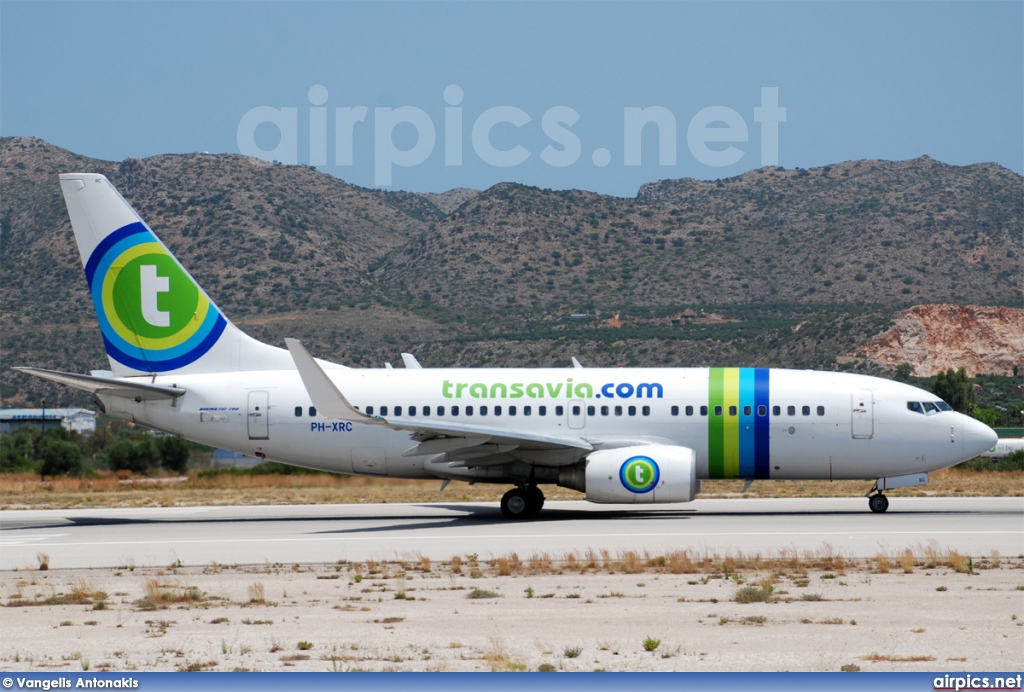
(38, 437, 87, 478)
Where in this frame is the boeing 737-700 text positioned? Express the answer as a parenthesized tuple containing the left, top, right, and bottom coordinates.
(14, 174, 998, 518)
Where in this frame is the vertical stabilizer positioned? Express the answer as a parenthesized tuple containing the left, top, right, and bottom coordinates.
(59, 174, 293, 376)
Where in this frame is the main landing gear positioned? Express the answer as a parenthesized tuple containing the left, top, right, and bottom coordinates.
(500, 485, 545, 519)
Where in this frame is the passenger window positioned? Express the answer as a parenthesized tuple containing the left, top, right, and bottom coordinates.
(294, 406, 302, 417)
(671, 405, 679, 416)
(729, 405, 737, 416)
(480, 405, 488, 416)
(587, 406, 595, 416)
(465, 405, 473, 416)
(816, 406, 825, 416)
(714, 406, 723, 417)
(772, 406, 780, 416)
(524, 406, 532, 416)
(614, 406, 623, 416)
(509, 406, 517, 416)
(802, 406, 810, 416)
(628, 406, 636, 416)
(601, 406, 609, 416)
(409, 406, 417, 416)
(366, 406, 374, 416)
(394, 406, 402, 416)
(757, 405, 767, 417)
(685, 405, 694, 416)
(423, 405, 430, 416)
(494, 405, 502, 416)
(437, 406, 445, 416)
(451, 406, 459, 416)
(572, 405, 581, 416)
(540, 406, 547, 416)
(642, 406, 650, 416)
(555, 405, 564, 416)
(700, 405, 708, 416)
(743, 405, 752, 416)
(309, 406, 317, 417)
(380, 406, 388, 416)
(787, 406, 795, 416)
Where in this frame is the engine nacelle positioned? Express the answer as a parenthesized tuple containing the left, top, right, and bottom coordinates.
(582, 444, 698, 504)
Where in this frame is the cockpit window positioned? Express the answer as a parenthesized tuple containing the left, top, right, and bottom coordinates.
(908, 400, 950, 415)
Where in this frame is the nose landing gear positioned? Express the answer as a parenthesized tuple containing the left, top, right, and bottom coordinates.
(500, 485, 546, 519)
(867, 490, 889, 513)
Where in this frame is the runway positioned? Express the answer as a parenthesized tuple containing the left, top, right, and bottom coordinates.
(1, 497, 1021, 570)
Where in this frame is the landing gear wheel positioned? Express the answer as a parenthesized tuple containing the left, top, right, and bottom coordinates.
(525, 486, 545, 515)
(500, 488, 530, 519)
(869, 494, 889, 513)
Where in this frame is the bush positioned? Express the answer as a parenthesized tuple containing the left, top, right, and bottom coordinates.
(734, 583, 774, 603)
(105, 438, 158, 475)
(955, 450, 1024, 472)
(155, 436, 190, 474)
(0, 428, 37, 472)
(38, 437, 87, 478)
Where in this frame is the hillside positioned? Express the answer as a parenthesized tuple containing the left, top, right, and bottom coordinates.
(2, 137, 1022, 406)
(848, 305, 1024, 377)
(380, 158, 1021, 313)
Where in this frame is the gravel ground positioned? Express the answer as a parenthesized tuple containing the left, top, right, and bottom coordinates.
(1, 561, 1022, 672)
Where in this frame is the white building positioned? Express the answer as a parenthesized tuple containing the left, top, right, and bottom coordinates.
(0, 408, 97, 434)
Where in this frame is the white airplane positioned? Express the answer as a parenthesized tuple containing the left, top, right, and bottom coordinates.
(980, 438, 1024, 458)
(15, 174, 998, 518)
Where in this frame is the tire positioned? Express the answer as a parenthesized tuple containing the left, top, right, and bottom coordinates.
(525, 486, 545, 515)
(869, 494, 889, 513)
(500, 488, 530, 519)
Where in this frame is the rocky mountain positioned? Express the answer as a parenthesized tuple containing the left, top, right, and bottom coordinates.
(2, 136, 1022, 406)
(848, 305, 1024, 376)
(380, 157, 1021, 313)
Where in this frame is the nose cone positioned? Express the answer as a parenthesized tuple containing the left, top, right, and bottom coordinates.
(962, 415, 999, 459)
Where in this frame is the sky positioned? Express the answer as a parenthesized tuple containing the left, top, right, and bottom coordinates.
(2, 1, 1022, 196)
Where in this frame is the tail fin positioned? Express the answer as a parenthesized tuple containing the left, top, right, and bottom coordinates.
(60, 173, 293, 376)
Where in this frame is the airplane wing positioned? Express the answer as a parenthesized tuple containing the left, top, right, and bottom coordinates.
(13, 367, 185, 400)
(285, 339, 593, 468)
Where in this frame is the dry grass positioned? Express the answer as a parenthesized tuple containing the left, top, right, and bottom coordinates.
(135, 578, 206, 610)
(0, 468, 1019, 510)
(862, 653, 936, 662)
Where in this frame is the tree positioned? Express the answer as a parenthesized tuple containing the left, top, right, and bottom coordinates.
(105, 438, 158, 475)
(38, 437, 87, 478)
(0, 427, 38, 473)
(932, 367, 974, 414)
(893, 362, 914, 382)
(156, 436, 190, 474)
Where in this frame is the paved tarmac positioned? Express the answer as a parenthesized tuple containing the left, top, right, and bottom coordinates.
(1, 497, 1021, 570)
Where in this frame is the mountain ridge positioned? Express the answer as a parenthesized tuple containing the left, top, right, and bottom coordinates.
(2, 136, 1021, 406)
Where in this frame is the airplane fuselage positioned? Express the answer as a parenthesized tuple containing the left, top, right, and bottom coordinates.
(102, 366, 979, 484)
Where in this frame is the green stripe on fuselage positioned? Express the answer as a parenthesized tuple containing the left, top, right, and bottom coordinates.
(708, 368, 724, 478)
(708, 367, 741, 478)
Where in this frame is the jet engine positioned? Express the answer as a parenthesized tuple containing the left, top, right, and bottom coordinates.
(559, 444, 698, 504)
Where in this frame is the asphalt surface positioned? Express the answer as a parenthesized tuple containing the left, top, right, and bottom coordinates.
(1, 497, 1021, 570)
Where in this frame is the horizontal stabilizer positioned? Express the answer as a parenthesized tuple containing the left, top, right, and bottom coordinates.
(14, 367, 184, 400)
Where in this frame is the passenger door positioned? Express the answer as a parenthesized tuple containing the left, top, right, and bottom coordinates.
(851, 390, 873, 439)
